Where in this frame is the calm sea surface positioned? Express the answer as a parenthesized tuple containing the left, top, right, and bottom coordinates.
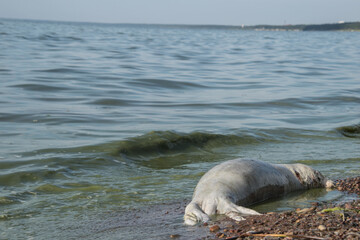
(0, 19, 360, 239)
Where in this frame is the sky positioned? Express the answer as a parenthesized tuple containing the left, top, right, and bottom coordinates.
(0, 0, 359, 26)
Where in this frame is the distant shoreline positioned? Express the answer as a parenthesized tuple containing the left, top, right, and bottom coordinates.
(243, 21, 360, 31)
(1, 17, 360, 31)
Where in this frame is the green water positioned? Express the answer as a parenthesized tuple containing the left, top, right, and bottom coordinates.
(0, 19, 360, 239)
(1, 129, 359, 239)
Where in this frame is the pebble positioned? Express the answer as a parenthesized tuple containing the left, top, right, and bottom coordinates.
(296, 207, 315, 214)
(344, 203, 352, 209)
(209, 225, 220, 232)
(216, 233, 226, 238)
(318, 225, 326, 231)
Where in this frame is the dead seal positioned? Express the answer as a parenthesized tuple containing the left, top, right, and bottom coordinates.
(184, 159, 333, 225)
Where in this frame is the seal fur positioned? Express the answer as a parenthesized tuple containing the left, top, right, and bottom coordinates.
(184, 159, 333, 225)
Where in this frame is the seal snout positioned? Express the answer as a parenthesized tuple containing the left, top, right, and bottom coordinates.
(325, 179, 335, 189)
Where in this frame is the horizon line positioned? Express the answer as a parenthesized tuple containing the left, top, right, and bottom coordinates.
(1, 16, 358, 28)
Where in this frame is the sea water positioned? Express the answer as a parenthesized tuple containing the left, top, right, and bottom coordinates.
(0, 19, 359, 239)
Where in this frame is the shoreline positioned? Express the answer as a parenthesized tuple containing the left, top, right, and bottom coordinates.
(242, 22, 360, 32)
(1, 18, 360, 32)
(206, 177, 360, 240)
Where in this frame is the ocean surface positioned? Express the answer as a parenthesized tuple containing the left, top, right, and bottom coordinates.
(0, 19, 360, 239)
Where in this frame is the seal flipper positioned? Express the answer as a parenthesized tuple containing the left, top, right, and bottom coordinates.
(184, 202, 210, 226)
(218, 198, 261, 221)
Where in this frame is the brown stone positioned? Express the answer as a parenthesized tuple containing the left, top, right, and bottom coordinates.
(209, 225, 220, 232)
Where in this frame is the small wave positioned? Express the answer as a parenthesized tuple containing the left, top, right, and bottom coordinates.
(117, 131, 260, 158)
(35, 183, 104, 194)
(298, 96, 360, 105)
(33, 68, 87, 74)
(227, 98, 311, 109)
(337, 124, 360, 138)
(33, 97, 86, 102)
(10, 83, 69, 92)
(15, 129, 346, 171)
(0, 113, 33, 123)
(298, 71, 326, 76)
(299, 66, 334, 72)
(173, 54, 190, 61)
(0, 196, 17, 205)
(19, 34, 84, 42)
(13, 132, 253, 170)
(127, 78, 205, 90)
(0, 191, 36, 206)
(64, 36, 84, 41)
(103, 54, 130, 60)
(38, 34, 60, 41)
(88, 98, 134, 106)
(296, 157, 360, 165)
(0, 169, 66, 187)
(119, 64, 140, 70)
(113, 131, 265, 169)
(273, 70, 299, 75)
(264, 36, 276, 40)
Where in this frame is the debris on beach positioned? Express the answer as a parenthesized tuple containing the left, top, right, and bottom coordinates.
(208, 176, 360, 240)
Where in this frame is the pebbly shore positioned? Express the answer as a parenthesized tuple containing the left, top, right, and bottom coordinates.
(205, 177, 360, 240)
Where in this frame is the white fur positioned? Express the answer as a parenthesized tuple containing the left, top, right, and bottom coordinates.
(184, 159, 331, 225)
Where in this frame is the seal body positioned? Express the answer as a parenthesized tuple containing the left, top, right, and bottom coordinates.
(184, 159, 332, 225)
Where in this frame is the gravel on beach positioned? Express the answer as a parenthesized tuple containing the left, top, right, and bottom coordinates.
(206, 177, 360, 240)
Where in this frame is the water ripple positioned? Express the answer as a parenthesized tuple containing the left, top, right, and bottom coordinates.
(127, 78, 205, 89)
(1, 19, 360, 239)
(33, 68, 88, 74)
(18, 34, 84, 42)
(10, 83, 69, 92)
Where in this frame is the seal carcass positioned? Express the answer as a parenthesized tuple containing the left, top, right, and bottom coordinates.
(184, 159, 333, 225)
